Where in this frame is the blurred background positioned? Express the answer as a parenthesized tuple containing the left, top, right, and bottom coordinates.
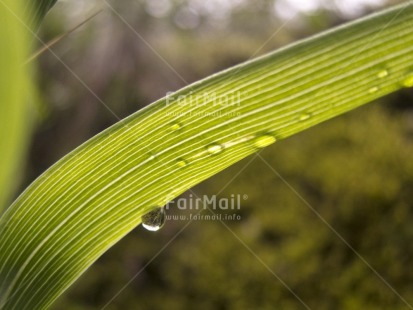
(21, 0, 413, 308)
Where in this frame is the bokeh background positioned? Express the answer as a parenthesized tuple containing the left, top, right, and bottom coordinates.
(19, 0, 413, 308)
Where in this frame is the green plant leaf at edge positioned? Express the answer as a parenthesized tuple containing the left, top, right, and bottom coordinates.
(0, 1, 32, 212)
(0, 0, 58, 212)
(31, 0, 58, 26)
(1, 3, 413, 309)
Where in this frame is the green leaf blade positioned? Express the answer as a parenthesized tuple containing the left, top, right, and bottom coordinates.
(0, 0, 32, 211)
(1, 3, 413, 309)
(31, 0, 58, 25)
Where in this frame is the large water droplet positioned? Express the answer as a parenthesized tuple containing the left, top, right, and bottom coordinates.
(142, 207, 166, 231)
(298, 112, 311, 121)
(368, 86, 379, 94)
(207, 143, 224, 155)
(170, 122, 182, 131)
(254, 134, 276, 148)
(403, 74, 413, 88)
(377, 70, 388, 78)
(176, 158, 188, 167)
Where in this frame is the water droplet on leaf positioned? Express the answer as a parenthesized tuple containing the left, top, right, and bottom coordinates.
(142, 207, 166, 231)
(170, 122, 182, 131)
(368, 86, 379, 94)
(177, 158, 188, 167)
(298, 112, 311, 121)
(403, 74, 413, 88)
(207, 143, 224, 155)
(254, 134, 276, 148)
(377, 70, 388, 78)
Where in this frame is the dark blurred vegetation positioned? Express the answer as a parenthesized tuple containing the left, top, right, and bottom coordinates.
(23, 0, 413, 308)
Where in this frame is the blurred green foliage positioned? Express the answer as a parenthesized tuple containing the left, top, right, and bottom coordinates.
(22, 0, 413, 309)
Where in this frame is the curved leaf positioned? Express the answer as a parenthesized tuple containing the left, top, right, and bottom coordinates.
(1, 3, 413, 309)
